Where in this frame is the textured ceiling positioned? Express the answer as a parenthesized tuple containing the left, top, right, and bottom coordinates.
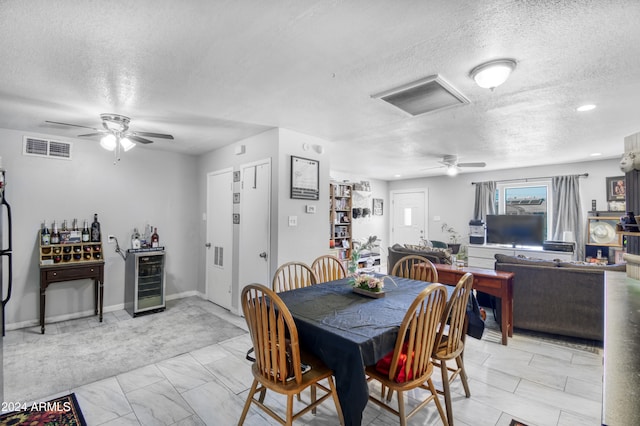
(1, 1, 639, 179)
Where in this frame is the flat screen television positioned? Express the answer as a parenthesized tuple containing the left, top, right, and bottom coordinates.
(486, 214, 545, 247)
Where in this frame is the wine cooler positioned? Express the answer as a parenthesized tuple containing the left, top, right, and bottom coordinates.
(125, 250, 166, 317)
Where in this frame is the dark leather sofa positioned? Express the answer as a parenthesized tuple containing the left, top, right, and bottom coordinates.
(494, 253, 625, 341)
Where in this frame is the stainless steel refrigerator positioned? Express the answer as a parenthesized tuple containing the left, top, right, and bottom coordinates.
(0, 166, 13, 403)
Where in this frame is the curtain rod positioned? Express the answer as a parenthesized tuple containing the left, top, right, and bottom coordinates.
(471, 173, 588, 185)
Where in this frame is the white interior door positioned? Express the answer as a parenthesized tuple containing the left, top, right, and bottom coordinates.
(238, 159, 271, 312)
(391, 190, 427, 245)
(206, 169, 233, 310)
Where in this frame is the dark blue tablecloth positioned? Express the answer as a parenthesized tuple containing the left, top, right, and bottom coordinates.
(278, 276, 449, 426)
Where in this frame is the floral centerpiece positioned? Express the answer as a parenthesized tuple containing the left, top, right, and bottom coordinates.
(351, 273, 385, 292)
(349, 272, 397, 298)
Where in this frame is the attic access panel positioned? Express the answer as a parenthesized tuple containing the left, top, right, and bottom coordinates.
(372, 75, 469, 116)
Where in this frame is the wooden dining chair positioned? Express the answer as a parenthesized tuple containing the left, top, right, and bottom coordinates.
(365, 283, 449, 426)
(311, 255, 347, 283)
(390, 254, 439, 283)
(432, 272, 474, 426)
(238, 284, 344, 426)
(272, 261, 318, 292)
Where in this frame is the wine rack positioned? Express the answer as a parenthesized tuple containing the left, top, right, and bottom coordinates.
(39, 231, 103, 266)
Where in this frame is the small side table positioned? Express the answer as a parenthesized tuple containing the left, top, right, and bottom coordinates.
(39, 261, 105, 334)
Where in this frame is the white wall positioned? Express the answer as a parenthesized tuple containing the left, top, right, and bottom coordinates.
(276, 129, 330, 266)
(0, 127, 199, 328)
(388, 158, 623, 247)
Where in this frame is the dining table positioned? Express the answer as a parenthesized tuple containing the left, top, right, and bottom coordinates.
(277, 275, 454, 426)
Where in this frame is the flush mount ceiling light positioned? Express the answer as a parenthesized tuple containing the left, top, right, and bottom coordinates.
(446, 165, 458, 176)
(470, 59, 517, 90)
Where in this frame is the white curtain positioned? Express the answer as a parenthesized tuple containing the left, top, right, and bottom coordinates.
(473, 181, 497, 220)
(552, 175, 584, 260)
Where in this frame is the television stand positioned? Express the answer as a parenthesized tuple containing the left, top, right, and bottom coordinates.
(467, 244, 574, 269)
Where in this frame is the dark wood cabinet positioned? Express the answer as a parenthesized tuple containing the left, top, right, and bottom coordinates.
(39, 261, 104, 334)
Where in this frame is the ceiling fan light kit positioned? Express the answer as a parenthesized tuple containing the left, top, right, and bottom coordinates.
(45, 113, 174, 163)
(470, 59, 517, 90)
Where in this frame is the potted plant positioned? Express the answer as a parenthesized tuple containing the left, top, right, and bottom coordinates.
(349, 235, 378, 275)
(441, 223, 462, 254)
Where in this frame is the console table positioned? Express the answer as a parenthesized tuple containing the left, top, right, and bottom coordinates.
(39, 261, 104, 334)
(434, 264, 514, 345)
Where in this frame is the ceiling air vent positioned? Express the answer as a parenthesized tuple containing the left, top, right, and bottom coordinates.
(23, 136, 72, 160)
(371, 75, 469, 116)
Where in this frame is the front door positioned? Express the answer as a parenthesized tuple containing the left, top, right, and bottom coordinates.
(238, 159, 271, 313)
(206, 169, 233, 310)
(390, 190, 428, 245)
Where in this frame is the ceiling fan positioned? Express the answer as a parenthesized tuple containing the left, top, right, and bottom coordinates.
(425, 154, 486, 176)
(46, 113, 174, 162)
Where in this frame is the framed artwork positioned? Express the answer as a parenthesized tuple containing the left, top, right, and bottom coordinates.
(291, 156, 319, 200)
(606, 176, 625, 201)
(373, 198, 383, 216)
(587, 217, 621, 246)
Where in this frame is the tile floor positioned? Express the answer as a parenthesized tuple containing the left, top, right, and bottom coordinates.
(5, 299, 603, 426)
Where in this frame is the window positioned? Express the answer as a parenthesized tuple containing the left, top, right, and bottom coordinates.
(496, 180, 553, 240)
(403, 208, 412, 226)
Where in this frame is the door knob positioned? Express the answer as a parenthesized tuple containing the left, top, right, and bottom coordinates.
(259, 252, 267, 260)
(205, 243, 211, 248)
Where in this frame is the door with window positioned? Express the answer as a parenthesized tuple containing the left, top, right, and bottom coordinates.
(391, 190, 427, 245)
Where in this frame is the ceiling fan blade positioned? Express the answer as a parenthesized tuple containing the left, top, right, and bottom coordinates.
(420, 165, 446, 171)
(45, 120, 100, 131)
(77, 132, 106, 138)
(128, 135, 154, 144)
(457, 162, 486, 168)
(132, 131, 174, 140)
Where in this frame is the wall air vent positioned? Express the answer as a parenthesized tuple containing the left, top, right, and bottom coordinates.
(23, 136, 72, 160)
(371, 75, 469, 116)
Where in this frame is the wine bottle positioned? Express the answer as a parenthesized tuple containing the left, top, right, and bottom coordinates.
(90, 214, 101, 242)
(82, 220, 90, 242)
(51, 221, 60, 244)
(41, 221, 51, 245)
(151, 227, 159, 248)
(73, 218, 79, 231)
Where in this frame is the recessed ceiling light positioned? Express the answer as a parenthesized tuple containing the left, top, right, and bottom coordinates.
(394, 174, 402, 178)
(577, 104, 596, 112)
(590, 152, 602, 157)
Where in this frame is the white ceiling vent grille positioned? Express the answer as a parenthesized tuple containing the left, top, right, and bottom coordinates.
(372, 75, 470, 116)
(23, 136, 72, 160)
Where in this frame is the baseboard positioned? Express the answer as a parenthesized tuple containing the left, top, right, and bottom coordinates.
(5, 291, 206, 332)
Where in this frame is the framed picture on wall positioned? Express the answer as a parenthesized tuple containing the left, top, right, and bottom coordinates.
(290, 156, 319, 200)
(606, 176, 626, 201)
(587, 217, 621, 246)
(373, 198, 383, 216)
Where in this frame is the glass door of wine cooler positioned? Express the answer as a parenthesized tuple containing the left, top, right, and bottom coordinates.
(125, 250, 165, 316)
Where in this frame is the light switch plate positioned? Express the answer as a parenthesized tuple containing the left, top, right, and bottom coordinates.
(288, 216, 297, 227)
